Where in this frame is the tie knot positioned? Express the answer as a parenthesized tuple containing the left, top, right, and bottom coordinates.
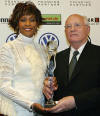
(73, 51, 79, 57)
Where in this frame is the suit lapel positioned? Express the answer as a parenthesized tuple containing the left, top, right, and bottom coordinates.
(62, 48, 70, 86)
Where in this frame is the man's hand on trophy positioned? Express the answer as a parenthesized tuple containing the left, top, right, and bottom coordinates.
(43, 77, 58, 100)
(45, 96, 76, 113)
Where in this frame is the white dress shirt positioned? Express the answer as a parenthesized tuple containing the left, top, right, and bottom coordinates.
(69, 42, 87, 63)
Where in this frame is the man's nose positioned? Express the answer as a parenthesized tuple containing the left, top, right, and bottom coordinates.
(70, 25, 75, 31)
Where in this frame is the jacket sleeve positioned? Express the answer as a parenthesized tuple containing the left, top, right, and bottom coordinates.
(74, 87, 100, 111)
(0, 45, 33, 112)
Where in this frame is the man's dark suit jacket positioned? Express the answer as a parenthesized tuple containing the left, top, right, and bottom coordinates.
(53, 41, 100, 116)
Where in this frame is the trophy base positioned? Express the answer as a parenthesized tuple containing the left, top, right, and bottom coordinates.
(44, 99, 56, 108)
(44, 102, 56, 108)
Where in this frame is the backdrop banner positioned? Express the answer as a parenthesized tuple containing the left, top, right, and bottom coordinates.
(0, 0, 100, 52)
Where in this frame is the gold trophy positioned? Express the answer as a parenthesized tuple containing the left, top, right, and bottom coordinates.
(45, 40, 58, 108)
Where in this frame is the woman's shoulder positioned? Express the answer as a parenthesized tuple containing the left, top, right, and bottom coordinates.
(1, 37, 19, 47)
(0, 37, 21, 56)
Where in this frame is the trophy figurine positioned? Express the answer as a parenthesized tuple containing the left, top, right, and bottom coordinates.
(45, 40, 58, 108)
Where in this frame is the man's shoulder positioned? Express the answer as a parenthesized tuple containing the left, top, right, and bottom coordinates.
(91, 43, 100, 47)
(89, 43, 100, 51)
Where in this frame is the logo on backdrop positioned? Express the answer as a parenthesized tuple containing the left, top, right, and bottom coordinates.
(39, 33, 59, 47)
(6, 33, 17, 43)
(42, 14, 61, 25)
(88, 17, 100, 25)
(5, 0, 25, 6)
(0, 18, 9, 24)
(69, 0, 91, 7)
(38, 0, 60, 6)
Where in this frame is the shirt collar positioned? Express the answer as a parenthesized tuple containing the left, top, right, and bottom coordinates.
(18, 33, 34, 44)
(70, 41, 87, 54)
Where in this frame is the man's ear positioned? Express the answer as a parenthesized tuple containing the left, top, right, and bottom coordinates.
(87, 25, 90, 34)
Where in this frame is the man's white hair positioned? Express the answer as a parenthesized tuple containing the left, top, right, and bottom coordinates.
(83, 16, 90, 26)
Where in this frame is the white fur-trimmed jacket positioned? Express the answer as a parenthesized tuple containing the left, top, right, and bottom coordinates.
(0, 34, 48, 116)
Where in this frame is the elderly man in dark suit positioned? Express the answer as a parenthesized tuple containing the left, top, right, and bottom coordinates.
(33, 14, 100, 116)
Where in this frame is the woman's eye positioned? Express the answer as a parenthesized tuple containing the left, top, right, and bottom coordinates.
(20, 19, 26, 22)
(30, 19, 36, 22)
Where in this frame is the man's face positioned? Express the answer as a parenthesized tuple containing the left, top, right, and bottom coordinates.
(65, 14, 90, 47)
(18, 14, 37, 37)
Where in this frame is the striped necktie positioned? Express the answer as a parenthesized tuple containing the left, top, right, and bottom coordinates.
(69, 51, 79, 80)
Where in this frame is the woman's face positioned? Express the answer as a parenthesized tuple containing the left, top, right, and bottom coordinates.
(18, 14, 38, 37)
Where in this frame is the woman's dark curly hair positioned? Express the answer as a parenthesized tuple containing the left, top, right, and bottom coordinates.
(8, 1, 43, 34)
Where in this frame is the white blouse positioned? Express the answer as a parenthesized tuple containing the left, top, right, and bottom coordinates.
(0, 34, 48, 116)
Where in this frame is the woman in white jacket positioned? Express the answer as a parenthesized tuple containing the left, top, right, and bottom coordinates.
(0, 1, 48, 116)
